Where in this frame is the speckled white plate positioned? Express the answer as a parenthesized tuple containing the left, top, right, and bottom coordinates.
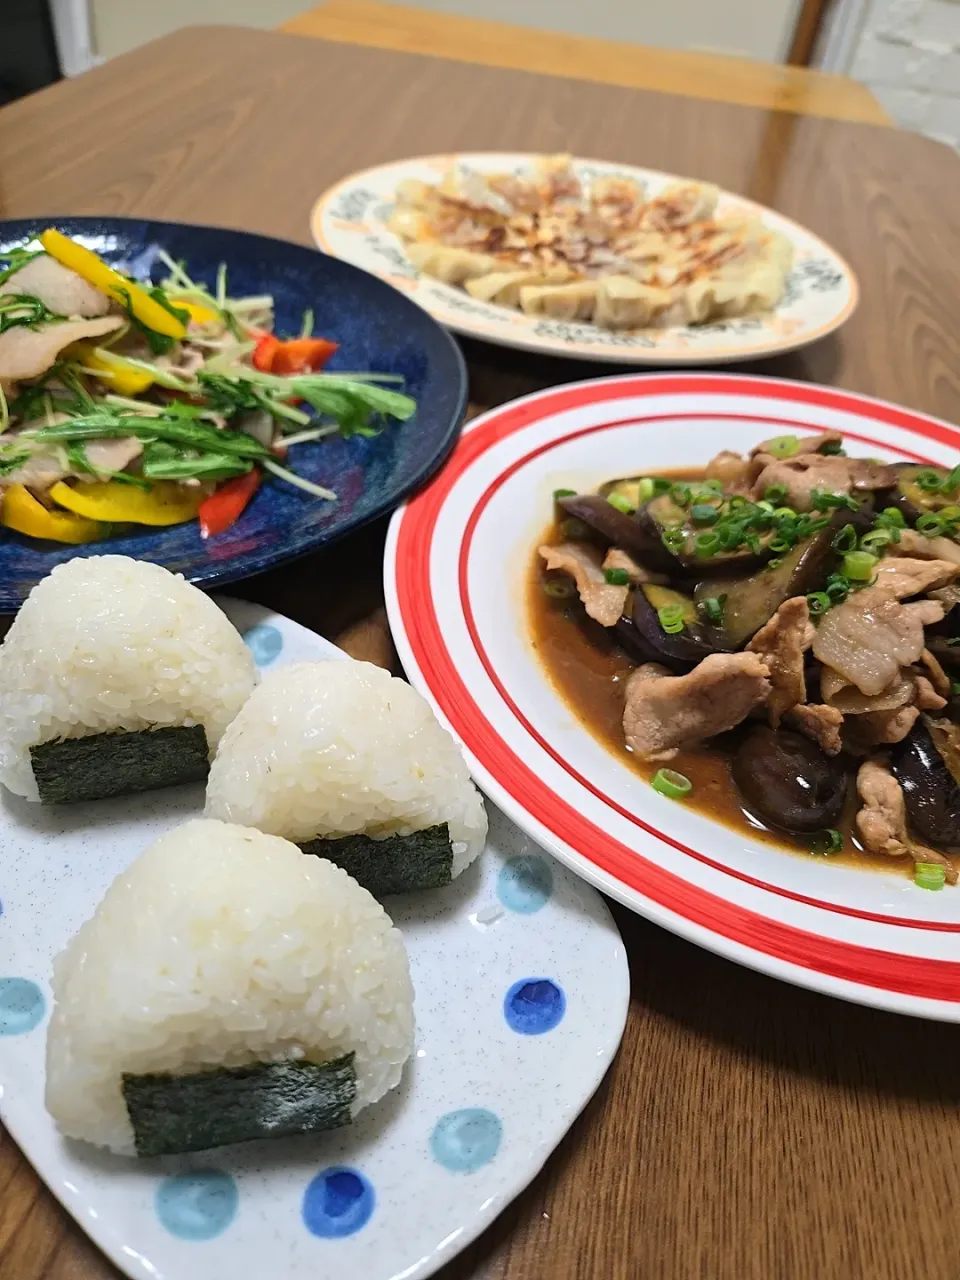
(311, 152, 858, 365)
(0, 600, 628, 1280)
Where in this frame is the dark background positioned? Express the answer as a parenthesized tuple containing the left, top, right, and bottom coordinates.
(0, 0, 62, 105)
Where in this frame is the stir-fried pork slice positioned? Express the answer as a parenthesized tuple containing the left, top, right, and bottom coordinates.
(0, 316, 123, 384)
(920, 648, 951, 699)
(855, 758, 957, 882)
(83, 437, 143, 474)
(3, 255, 111, 318)
(705, 449, 753, 493)
(601, 547, 658, 585)
(750, 454, 898, 511)
(5, 449, 70, 490)
(820, 665, 915, 714)
(749, 430, 843, 459)
(784, 703, 843, 756)
(914, 676, 947, 711)
(849, 705, 919, 748)
(623, 652, 771, 762)
(746, 596, 811, 726)
(872, 556, 959, 597)
(813, 591, 944, 697)
(887, 529, 960, 566)
(539, 543, 628, 627)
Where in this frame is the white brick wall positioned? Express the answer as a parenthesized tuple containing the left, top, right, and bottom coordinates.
(847, 0, 960, 147)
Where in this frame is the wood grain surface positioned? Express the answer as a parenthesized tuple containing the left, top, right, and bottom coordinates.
(282, 0, 891, 124)
(1, 26, 960, 1280)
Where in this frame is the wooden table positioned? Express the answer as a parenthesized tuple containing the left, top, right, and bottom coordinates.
(2, 24, 960, 1280)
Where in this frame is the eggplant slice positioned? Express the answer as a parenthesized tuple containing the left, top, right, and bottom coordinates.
(891, 716, 960, 850)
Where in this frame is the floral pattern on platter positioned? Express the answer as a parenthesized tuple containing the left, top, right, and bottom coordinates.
(311, 154, 859, 366)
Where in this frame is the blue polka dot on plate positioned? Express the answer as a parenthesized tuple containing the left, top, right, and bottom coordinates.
(243, 623, 283, 666)
(155, 1171, 238, 1241)
(431, 1108, 502, 1173)
(0, 978, 45, 1036)
(497, 855, 553, 914)
(302, 1167, 374, 1238)
(504, 978, 565, 1035)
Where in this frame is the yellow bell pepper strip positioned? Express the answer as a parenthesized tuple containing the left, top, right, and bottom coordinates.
(1, 483, 107, 544)
(170, 298, 220, 327)
(48, 479, 204, 526)
(39, 229, 187, 340)
(68, 343, 155, 397)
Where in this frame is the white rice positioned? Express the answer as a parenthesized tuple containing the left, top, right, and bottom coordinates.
(204, 660, 487, 877)
(45, 818, 414, 1155)
(0, 555, 257, 799)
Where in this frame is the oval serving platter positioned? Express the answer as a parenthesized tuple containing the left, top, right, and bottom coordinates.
(312, 153, 858, 366)
(0, 218, 468, 610)
(384, 372, 960, 1022)
(0, 600, 628, 1280)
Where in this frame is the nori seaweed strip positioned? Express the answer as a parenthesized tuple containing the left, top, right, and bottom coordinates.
(30, 725, 209, 805)
(123, 1054, 356, 1157)
(299, 823, 453, 895)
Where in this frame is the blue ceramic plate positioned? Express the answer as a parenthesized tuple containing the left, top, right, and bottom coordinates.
(0, 217, 468, 610)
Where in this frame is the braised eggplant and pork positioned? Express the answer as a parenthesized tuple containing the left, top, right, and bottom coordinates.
(531, 431, 960, 889)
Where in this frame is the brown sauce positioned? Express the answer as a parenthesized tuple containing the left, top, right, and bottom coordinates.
(529, 471, 900, 877)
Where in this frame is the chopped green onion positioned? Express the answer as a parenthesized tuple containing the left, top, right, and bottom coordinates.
(768, 536, 792, 553)
(952, 680, 960, 696)
(773, 507, 797, 520)
(843, 550, 878, 581)
(704, 478, 724, 492)
(661, 527, 687, 552)
(637, 477, 656, 503)
(717, 522, 745, 549)
(604, 567, 630, 585)
(915, 469, 945, 493)
(939, 505, 960, 525)
(811, 488, 860, 512)
(651, 768, 692, 800)
(943, 465, 960, 494)
(916, 512, 946, 537)
(670, 484, 691, 507)
(607, 492, 634, 514)
(764, 484, 788, 503)
(879, 506, 906, 526)
(560, 517, 590, 540)
(765, 435, 800, 459)
(553, 487, 576, 500)
(831, 523, 857, 552)
(728, 495, 749, 510)
(767, 557, 783, 569)
(690, 503, 719, 526)
(825, 578, 850, 602)
(859, 528, 893, 551)
(694, 531, 722, 557)
(652, 477, 673, 495)
(657, 604, 685, 634)
(914, 862, 946, 891)
(818, 439, 845, 456)
(810, 829, 843, 856)
(754, 500, 775, 515)
(807, 591, 831, 615)
(699, 596, 724, 624)
(542, 579, 575, 599)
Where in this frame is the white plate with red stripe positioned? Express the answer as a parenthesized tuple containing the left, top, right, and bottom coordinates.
(384, 373, 960, 1021)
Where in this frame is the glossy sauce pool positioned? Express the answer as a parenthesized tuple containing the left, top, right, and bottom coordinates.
(529, 501, 898, 877)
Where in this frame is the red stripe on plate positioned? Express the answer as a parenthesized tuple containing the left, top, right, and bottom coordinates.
(394, 376, 960, 1002)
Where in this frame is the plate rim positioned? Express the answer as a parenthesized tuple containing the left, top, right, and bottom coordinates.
(0, 215, 470, 604)
(383, 370, 960, 1023)
(0, 596, 629, 1280)
(311, 151, 860, 366)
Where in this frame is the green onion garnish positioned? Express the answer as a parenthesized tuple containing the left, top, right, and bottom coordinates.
(767, 557, 783, 569)
(694, 531, 721, 557)
(811, 829, 843, 856)
(661, 527, 687, 552)
(651, 768, 692, 800)
(553, 487, 576, 500)
(542, 579, 575, 599)
(807, 591, 831, 615)
(939, 504, 960, 525)
(670, 484, 692, 507)
(657, 604, 685, 634)
(607, 492, 634, 514)
(952, 680, 960, 696)
(825, 577, 849, 602)
(832, 523, 857, 552)
(879, 506, 906, 526)
(560, 517, 589, 540)
(859, 528, 892, 551)
(914, 862, 946, 891)
(699, 596, 724, 624)
(811, 488, 860, 512)
(843, 550, 878, 581)
(652, 477, 673, 495)
(765, 435, 800, 459)
(916, 512, 946, 537)
(764, 484, 788, 503)
(690, 503, 719, 526)
(637, 478, 656, 503)
(604, 567, 630, 586)
(819, 439, 845, 456)
(915, 469, 945, 493)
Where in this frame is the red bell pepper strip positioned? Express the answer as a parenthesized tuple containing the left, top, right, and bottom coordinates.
(198, 471, 261, 539)
(252, 334, 280, 371)
(269, 337, 339, 375)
